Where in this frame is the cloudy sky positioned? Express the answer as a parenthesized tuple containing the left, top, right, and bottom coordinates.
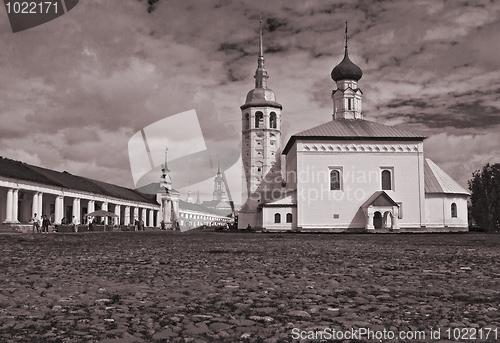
(0, 0, 499, 203)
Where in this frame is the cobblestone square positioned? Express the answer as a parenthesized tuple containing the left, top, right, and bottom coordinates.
(1, 232, 499, 342)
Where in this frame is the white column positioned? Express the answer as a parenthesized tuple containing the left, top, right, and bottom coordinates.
(392, 207, 400, 230)
(124, 206, 130, 225)
(102, 202, 108, 225)
(365, 210, 375, 230)
(149, 209, 154, 227)
(156, 210, 161, 227)
(12, 189, 19, 223)
(114, 205, 121, 226)
(32, 193, 39, 219)
(133, 207, 139, 222)
(141, 208, 146, 224)
(72, 198, 79, 224)
(162, 199, 169, 222)
(77, 198, 81, 224)
(55, 196, 63, 224)
(37, 192, 43, 217)
(88, 200, 95, 214)
(5, 189, 13, 222)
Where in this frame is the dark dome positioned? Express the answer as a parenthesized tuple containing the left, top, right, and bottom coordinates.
(331, 48, 363, 82)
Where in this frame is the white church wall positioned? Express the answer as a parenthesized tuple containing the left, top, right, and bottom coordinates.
(262, 206, 296, 231)
(425, 194, 468, 230)
(284, 143, 297, 191)
(294, 140, 424, 230)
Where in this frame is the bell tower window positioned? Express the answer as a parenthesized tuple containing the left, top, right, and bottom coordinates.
(255, 112, 263, 128)
(270, 112, 277, 129)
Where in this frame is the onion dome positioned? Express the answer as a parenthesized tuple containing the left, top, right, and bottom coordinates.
(331, 47, 363, 82)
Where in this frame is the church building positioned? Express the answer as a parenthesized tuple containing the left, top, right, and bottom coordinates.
(238, 23, 469, 232)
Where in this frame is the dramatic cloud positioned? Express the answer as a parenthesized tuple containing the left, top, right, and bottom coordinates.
(0, 0, 498, 201)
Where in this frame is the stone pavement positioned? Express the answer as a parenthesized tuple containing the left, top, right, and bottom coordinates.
(0, 232, 499, 342)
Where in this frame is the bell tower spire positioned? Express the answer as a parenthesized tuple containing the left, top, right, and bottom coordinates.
(160, 147, 172, 191)
(255, 19, 268, 89)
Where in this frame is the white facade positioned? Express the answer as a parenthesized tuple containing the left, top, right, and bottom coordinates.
(287, 140, 425, 231)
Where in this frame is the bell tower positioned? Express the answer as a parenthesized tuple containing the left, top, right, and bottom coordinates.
(241, 20, 282, 199)
(213, 162, 227, 201)
(331, 23, 363, 120)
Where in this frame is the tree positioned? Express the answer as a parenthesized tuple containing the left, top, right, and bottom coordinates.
(468, 163, 500, 231)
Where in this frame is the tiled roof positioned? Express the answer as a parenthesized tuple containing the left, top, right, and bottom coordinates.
(0, 157, 157, 204)
(283, 119, 426, 154)
(424, 158, 469, 195)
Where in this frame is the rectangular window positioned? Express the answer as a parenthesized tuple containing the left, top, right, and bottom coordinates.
(333, 214, 339, 219)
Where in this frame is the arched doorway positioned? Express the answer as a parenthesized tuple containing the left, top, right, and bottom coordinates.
(373, 211, 382, 229)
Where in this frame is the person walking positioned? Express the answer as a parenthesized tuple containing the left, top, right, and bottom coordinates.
(72, 215, 78, 233)
(31, 213, 40, 233)
(42, 215, 50, 234)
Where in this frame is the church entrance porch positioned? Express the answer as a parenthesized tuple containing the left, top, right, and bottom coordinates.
(361, 191, 400, 232)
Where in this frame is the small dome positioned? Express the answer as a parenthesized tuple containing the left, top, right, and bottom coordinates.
(245, 88, 276, 103)
(241, 88, 282, 110)
(331, 48, 363, 82)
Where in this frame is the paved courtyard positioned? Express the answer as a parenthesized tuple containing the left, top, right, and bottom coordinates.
(1, 231, 499, 342)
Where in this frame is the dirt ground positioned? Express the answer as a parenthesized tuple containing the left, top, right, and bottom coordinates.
(0, 231, 499, 343)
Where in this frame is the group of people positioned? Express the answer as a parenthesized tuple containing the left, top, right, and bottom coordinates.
(134, 219, 145, 231)
(30, 213, 51, 234)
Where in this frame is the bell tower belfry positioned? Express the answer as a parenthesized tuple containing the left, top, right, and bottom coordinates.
(240, 20, 282, 200)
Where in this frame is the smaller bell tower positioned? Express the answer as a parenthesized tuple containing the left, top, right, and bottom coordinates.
(331, 23, 363, 120)
(213, 162, 227, 201)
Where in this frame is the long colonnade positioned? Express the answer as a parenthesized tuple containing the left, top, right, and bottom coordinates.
(1, 178, 160, 227)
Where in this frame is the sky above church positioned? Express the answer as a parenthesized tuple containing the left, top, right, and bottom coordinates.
(0, 0, 499, 202)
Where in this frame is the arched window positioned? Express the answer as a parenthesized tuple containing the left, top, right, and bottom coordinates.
(451, 203, 457, 218)
(382, 170, 391, 190)
(245, 113, 249, 129)
(330, 170, 340, 190)
(274, 213, 281, 223)
(270, 112, 277, 129)
(255, 111, 263, 128)
(286, 213, 292, 223)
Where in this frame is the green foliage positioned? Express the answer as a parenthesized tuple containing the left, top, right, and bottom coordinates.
(468, 163, 500, 231)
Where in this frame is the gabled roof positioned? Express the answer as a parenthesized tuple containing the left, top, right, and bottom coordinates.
(283, 119, 426, 155)
(361, 191, 399, 209)
(0, 157, 157, 204)
(424, 158, 469, 195)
